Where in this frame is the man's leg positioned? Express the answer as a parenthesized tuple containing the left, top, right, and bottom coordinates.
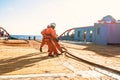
(47, 39, 58, 57)
(53, 39, 63, 54)
(40, 38, 46, 52)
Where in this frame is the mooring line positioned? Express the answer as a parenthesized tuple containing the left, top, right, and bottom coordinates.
(63, 48, 120, 80)
(56, 56, 105, 78)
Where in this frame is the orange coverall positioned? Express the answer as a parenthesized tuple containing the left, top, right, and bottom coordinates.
(46, 27, 63, 54)
(40, 28, 47, 49)
(51, 30, 63, 53)
(41, 27, 58, 55)
(40, 25, 50, 51)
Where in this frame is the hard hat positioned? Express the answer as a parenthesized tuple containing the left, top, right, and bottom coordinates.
(50, 23, 56, 27)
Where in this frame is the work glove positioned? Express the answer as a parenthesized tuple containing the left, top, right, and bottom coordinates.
(55, 38, 59, 42)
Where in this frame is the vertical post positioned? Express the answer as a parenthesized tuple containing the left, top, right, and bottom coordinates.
(33, 36, 36, 40)
(94, 23, 97, 44)
(28, 36, 31, 40)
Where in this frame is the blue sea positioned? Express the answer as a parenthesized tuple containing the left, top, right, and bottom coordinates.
(10, 35, 42, 40)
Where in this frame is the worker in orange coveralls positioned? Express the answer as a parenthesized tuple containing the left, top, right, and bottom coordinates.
(39, 25, 50, 52)
(48, 23, 63, 55)
(41, 23, 63, 57)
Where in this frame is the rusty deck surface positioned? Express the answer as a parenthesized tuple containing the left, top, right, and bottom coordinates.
(0, 40, 119, 80)
(60, 41, 120, 71)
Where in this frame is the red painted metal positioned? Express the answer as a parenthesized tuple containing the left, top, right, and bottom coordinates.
(58, 28, 75, 37)
(0, 27, 10, 37)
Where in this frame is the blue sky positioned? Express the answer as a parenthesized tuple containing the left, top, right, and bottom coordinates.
(0, 0, 120, 35)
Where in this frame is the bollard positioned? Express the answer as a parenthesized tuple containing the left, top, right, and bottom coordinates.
(33, 36, 36, 40)
(28, 36, 31, 40)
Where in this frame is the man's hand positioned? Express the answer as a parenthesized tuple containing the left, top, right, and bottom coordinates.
(55, 38, 59, 42)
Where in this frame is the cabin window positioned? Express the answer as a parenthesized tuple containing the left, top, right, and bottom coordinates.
(89, 30, 92, 38)
(78, 31, 80, 37)
(69, 30, 74, 38)
(83, 32, 86, 41)
(64, 32, 68, 36)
